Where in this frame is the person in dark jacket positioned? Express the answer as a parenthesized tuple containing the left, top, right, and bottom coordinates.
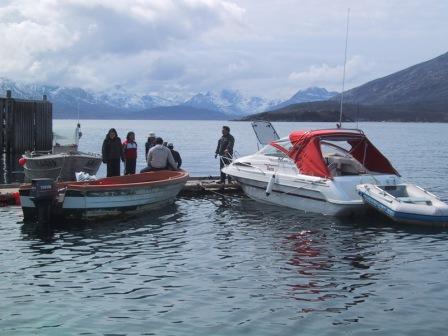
(145, 132, 156, 157)
(102, 128, 123, 177)
(122, 131, 137, 175)
(215, 125, 235, 183)
(167, 143, 182, 169)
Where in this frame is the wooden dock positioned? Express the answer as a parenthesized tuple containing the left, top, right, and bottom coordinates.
(180, 176, 241, 196)
(0, 176, 242, 206)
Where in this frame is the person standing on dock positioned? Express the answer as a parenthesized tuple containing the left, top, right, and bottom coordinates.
(167, 143, 182, 169)
(102, 128, 123, 177)
(122, 131, 137, 175)
(215, 126, 234, 183)
(145, 132, 157, 157)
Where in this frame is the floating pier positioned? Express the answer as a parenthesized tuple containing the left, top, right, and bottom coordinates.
(180, 176, 241, 196)
(0, 176, 242, 207)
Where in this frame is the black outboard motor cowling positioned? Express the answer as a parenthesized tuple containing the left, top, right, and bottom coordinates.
(30, 179, 58, 229)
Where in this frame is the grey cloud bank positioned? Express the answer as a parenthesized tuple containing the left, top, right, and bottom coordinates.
(0, 0, 446, 100)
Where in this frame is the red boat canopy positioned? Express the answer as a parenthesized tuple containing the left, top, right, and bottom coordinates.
(271, 129, 399, 179)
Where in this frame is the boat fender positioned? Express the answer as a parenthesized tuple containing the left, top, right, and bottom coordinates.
(266, 174, 275, 196)
(18, 157, 27, 167)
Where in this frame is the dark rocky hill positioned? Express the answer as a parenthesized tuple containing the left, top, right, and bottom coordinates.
(241, 100, 448, 122)
(243, 51, 448, 122)
(338, 52, 448, 105)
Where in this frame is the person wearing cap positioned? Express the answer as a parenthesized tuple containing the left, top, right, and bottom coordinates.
(140, 137, 178, 173)
(167, 143, 182, 169)
(145, 132, 156, 156)
(215, 125, 234, 183)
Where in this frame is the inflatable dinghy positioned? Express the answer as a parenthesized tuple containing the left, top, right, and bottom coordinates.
(357, 183, 448, 226)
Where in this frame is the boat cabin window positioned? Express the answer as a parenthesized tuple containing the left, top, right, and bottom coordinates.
(258, 138, 292, 158)
(259, 145, 287, 158)
(321, 140, 367, 176)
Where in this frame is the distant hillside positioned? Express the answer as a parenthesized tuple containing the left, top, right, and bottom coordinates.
(271, 87, 338, 110)
(338, 52, 448, 105)
(244, 51, 448, 122)
(242, 100, 448, 122)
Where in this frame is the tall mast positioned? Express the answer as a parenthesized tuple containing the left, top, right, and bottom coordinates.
(338, 8, 350, 128)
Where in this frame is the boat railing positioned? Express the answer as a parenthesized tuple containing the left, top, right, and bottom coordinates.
(313, 127, 365, 134)
(232, 162, 266, 175)
(415, 185, 439, 199)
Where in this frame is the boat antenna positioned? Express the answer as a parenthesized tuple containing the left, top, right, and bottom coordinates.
(77, 100, 80, 124)
(338, 8, 350, 129)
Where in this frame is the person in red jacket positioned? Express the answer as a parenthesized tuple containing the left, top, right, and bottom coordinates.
(122, 131, 137, 175)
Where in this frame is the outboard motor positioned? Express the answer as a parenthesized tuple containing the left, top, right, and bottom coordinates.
(30, 179, 58, 230)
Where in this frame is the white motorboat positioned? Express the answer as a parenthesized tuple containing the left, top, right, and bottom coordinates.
(222, 123, 401, 216)
(357, 183, 448, 226)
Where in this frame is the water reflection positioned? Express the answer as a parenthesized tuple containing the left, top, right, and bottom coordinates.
(2, 195, 448, 335)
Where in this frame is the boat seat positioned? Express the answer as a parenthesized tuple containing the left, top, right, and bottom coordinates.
(325, 154, 366, 176)
(397, 196, 432, 204)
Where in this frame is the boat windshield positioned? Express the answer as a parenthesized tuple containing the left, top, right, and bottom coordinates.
(258, 138, 292, 158)
(320, 140, 352, 158)
(321, 140, 367, 175)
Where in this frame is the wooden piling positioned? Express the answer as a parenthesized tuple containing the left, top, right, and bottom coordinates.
(1, 91, 52, 154)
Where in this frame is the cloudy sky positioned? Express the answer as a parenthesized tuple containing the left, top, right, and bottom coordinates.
(0, 0, 447, 100)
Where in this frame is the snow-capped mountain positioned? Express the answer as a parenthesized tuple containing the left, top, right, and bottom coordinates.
(0, 78, 178, 118)
(272, 87, 338, 110)
(183, 89, 279, 116)
(0, 78, 337, 119)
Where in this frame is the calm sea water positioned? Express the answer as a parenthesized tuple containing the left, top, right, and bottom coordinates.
(1, 121, 448, 335)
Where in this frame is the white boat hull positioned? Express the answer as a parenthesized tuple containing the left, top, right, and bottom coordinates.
(236, 176, 363, 216)
(225, 164, 398, 217)
(63, 182, 184, 218)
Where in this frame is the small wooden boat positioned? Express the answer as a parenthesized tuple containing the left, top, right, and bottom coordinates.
(19, 170, 188, 222)
(357, 183, 448, 226)
(21, 122, 102, 182)
(21, 144, 102, 182)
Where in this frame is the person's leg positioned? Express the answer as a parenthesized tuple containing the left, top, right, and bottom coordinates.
(140, 166, 152, 173)
(219, 157, 226, 183)
(111, 159, 120, 176)
(107, 161, 113, 177)
(223, 156, 232, 183)
(124, 160, 130, 175)
(130, 159, 136, 174)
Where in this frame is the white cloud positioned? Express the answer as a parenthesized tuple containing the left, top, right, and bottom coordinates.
(0, 0, 244, 88)
(288, 56, 376, 91)
(0, 0, 446, 99)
